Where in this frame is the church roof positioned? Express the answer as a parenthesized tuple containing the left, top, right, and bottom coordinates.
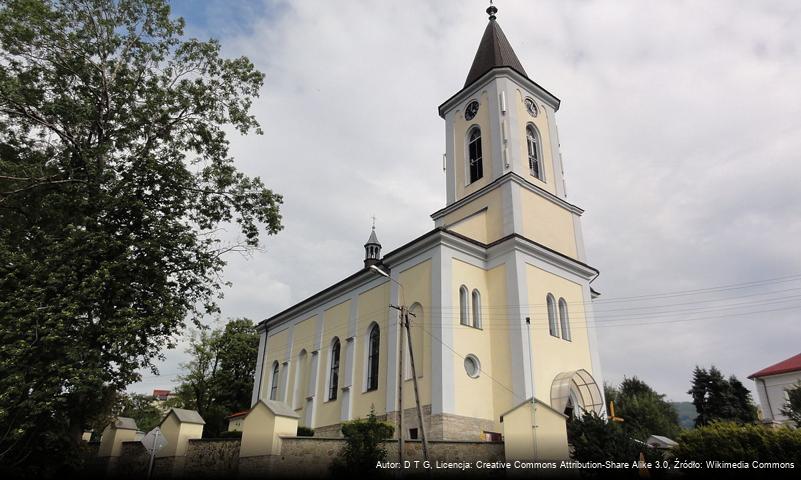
(464, 9, 528, 88)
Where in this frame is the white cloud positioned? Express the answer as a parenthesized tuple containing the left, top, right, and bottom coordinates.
(130, 0, 801, 403)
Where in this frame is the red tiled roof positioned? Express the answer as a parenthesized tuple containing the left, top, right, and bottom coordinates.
(153, 389, 170, 396)
(226, 410, 250, 419)
(748, 352, 801, 379)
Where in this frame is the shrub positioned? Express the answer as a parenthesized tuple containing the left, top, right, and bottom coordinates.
(331, 408, 394, 477)
(567, 412, 664, 478)
(297, 426, 315, 437)
(673, 422, 801, 465)
(217, 430, 243, 438)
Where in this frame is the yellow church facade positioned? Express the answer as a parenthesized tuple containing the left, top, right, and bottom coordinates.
(251, 6, 605, 442)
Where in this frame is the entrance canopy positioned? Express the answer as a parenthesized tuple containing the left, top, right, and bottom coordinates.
(551, 369, 604, 417)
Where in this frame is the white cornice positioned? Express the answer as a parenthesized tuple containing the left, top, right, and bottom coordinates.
(486, 235, 598, 281)
(430, 172, 584, 222)
(259, 228, 597, 333)
(439, 67, 561, 118)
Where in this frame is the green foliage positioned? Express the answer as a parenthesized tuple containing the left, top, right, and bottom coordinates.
(780, 382, 801, 427)
(673, 422, 801, 464)
(331, 408, 395, 476)
(169, 319, 260, 437)
(217, 430, 242, 438)
(605, 377, 681, 441)
(112, 393, 163, 434)
(0, 0, 280, 473)
(567, 412, 663, 477)
(297, 426, 315, 437)
(688, 366, 757, 426)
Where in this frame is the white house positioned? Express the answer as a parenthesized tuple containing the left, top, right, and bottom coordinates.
(748, 352, 801, 424)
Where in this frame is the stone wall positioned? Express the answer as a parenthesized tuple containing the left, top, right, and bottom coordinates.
(104, 434, 505, 478)
(264, 437, 504, 477)
(385, 439, 504, 465)
(114, 441, 149, 478)
(265, 437, 346, 477)
(184, 438, 241, 478)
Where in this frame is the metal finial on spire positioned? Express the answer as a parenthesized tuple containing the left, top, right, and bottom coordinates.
(487, 1, 497, 20)
(371, 215, 376, 230)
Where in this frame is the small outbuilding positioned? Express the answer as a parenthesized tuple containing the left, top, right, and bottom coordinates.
(500, 397, 570, 462)
(157, 408, 205, 458)
(97, 417, 138, 457)
(239, 400, 299, 458)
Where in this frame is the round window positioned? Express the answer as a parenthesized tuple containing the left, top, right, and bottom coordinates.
(464, 355, 480, 378)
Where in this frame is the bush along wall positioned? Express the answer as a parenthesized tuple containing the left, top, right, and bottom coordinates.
(672, 422, 801, 467)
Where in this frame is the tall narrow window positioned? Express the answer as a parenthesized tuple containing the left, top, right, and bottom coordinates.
(293, 349, 308, 409)
(270, 361, 280, 400)
(468, 127, 483, 183)
(559, 298, 571, 341)
(547, 294, 559, 338)
(459, 286, 470, 326)
(329, 338, 340, 400)
(367, 324, 380, 391)
(527, 125, 543, 180)
(471, 289, 482, 329)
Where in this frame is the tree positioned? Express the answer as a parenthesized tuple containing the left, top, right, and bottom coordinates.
(780, 382, 801, 427)
(0, 0, 281, 473)
(605, 377, 681, 441)
(567, 412, 663, 478)
(331, 408, 395, 477)
(111, 393, 163, 434)
(170, 318, 259, 437)
(688, 366, 757, 427)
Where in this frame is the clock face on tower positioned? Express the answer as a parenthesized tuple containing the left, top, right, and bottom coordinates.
(464, 100, 480, 121)
(525, 97, 538, 117)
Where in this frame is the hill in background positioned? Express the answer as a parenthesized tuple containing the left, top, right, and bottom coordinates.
(670, 401, 697, 429)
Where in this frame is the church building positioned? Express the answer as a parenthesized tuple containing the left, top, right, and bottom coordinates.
(251, 5, 606, 442)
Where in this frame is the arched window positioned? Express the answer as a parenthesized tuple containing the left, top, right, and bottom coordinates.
(270, 361, 280, 400)
(547, 294, 559, 338)
(471, 289, 482, 329)
(293, 349, 308, 409)
(367, 324, 380, 391)
(459, 286, 470, 326)
(527, 125, 543, 180)
(467, 126, 483, 183)
(329, 338, 341, 400)
(559, 298, 571, 341)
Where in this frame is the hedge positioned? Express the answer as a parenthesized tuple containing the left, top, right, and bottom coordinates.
(673, 422, 801, 464)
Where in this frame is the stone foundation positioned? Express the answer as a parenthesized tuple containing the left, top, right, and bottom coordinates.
(310, 422, 343, 438)
(430, 412, 498, 441)
(309, 405, 496, 442)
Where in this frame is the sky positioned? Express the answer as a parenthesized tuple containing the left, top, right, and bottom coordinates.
(129, 0, 801, 404)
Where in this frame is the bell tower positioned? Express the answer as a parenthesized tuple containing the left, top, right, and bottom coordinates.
(433, 4, 586, 263)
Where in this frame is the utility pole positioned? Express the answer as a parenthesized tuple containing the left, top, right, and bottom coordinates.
(369, 264, 431, 469)
(397, 305, 405, 468)
(404, 306, 430, 462)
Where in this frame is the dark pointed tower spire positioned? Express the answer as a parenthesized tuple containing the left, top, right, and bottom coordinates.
(464, 3, 528, 87)
(363, 218, 382, 268)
